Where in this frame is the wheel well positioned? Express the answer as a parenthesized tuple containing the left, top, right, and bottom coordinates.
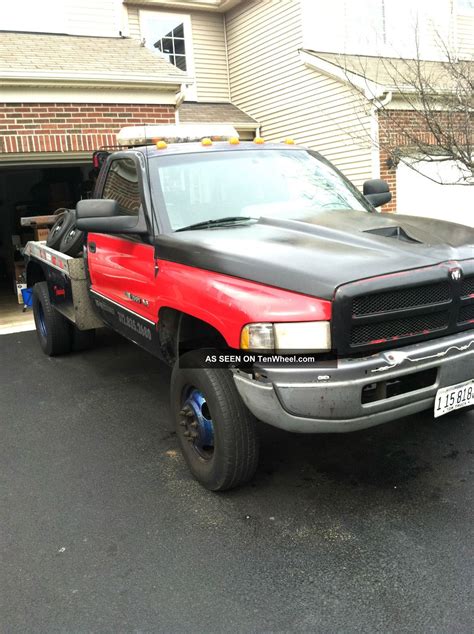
(157, 307, 227, 365)
(26, 261, 46, 288)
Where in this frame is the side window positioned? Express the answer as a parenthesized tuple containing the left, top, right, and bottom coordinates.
(103, 158, 141, 216)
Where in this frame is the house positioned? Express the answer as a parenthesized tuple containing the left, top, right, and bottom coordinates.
(0, 0, 472, 298)
(222, 0, 473, 222)
(0, 0, 258, 294)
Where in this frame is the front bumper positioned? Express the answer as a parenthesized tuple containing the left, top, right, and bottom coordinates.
(233, 330, 474, 433)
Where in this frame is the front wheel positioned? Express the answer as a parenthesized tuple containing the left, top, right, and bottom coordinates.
(170, 351, 259, 491)
(32, 282, 72, 356)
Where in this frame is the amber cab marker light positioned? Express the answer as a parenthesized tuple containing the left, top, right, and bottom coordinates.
(253, 137, 265, 144)
(229, 137, 240, 145)
(156, 140, 168, 150)
(284, 138, 295, 144)
(201, 137, 213, 146)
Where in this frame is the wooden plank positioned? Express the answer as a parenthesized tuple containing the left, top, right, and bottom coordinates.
(20, 214, 59, 227)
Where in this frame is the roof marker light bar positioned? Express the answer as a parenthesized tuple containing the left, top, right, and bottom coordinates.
(117, 124, 239, 147)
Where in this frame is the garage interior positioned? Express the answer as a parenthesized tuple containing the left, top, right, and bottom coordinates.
(0, 160, 93, 334)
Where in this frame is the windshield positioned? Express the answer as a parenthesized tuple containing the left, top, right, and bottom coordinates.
(150, 148, 371, 231)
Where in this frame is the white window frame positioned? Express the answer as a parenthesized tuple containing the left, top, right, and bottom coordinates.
(139, 10, 195, 77)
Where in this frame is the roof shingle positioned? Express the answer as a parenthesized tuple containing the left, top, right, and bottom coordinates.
(0, 31, 186, 82)
(179, 102, 258, 126)
(305, 50, 472, 92)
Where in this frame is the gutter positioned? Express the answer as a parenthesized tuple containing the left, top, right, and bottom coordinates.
(0, 70, 188, 91)
(299, 49, 386, 100)
(123, 0, 243, 12)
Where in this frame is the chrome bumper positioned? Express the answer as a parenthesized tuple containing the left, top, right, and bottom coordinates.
(233, 330, 474, 433)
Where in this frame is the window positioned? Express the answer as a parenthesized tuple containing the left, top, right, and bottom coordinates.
(103, 159, 141, 216)
(150, 150, 369, 232)
(139, 11, 193, 73)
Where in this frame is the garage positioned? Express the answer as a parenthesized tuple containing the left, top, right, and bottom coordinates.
(396, 158, 473, 227)
(0, 156, 94, 333)
(0, 30, 184, 334)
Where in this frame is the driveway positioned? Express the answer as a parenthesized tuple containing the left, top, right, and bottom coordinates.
(1, 330, 473, 633)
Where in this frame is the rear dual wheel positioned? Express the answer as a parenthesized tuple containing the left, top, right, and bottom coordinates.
(171, 351, 259, 491)
(33, 282, 72, 355)
(32, 282, 95, 356)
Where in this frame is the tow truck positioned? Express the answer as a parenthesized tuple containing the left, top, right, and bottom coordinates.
(24, 124, 474, 490)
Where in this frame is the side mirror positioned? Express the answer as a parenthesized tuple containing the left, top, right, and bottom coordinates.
(363, 179, 392, 207)
(76, 199, 120, 219)
(76, 199, 147, 234)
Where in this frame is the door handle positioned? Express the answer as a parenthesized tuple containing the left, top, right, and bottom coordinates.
(89, 242, 96, 253)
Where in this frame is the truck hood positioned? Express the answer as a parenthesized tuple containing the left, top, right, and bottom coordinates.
(154, 211, 474, 299)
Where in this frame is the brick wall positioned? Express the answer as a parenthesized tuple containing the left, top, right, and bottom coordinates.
(378, 109, 472, 213)
(0, 103, 175, 154)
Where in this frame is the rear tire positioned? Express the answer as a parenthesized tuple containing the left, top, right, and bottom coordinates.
(32, 282, 72, 356)
(171, 351, 259, 491)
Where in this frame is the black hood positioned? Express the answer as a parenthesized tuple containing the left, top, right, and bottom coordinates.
(154, 211, 474, 299)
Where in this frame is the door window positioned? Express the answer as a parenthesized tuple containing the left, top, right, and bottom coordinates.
(103, 158, 141, 216)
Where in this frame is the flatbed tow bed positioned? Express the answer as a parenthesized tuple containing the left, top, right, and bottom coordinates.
(24, 241, 103, 331)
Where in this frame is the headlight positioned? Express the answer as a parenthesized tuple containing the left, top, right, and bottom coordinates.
(240, 322, 331, 351)
(240, 323, 274, 349)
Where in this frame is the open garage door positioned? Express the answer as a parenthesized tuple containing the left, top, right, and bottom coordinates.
(396, 159, 473, 227)
(0, 156, 94, 333)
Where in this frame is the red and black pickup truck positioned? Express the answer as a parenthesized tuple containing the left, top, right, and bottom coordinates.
(24, 125, 474, 490)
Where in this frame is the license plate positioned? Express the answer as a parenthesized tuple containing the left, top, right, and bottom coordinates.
(434, 379, 474, 418)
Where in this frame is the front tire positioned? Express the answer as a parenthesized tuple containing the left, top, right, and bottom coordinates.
(32, 282, 72, 356)
(171, 351, 259, 491)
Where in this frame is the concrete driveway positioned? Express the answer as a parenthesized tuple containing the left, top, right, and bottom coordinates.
(1, 330, 473, 633)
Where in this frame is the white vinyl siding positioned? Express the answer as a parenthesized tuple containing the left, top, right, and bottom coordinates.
(456, 15, 474, 56)
(127, 6, 230, 101)
(65, 0, 122, 37)
(226, 0, 373, 188)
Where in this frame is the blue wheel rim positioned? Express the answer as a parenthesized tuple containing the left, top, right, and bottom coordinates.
(37, 303, 47, 338)
(180, 386, 215, 460)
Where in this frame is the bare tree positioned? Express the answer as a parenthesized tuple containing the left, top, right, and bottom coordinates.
(337, 37, 473, 185)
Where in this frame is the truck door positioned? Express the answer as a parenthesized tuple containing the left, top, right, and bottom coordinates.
(86, 156, 158, 325)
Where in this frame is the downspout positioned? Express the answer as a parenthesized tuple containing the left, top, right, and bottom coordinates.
(375, 90, 393, 109)
(223, 13, 232, 101)
(175, 83, 187, 124)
